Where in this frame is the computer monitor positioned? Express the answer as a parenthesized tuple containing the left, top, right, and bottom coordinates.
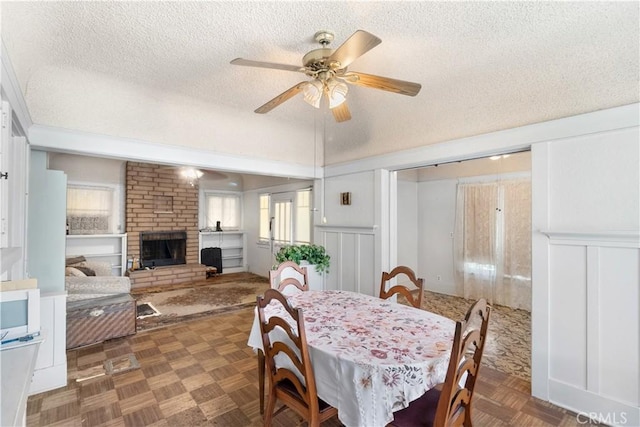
(0, 288, 40, 342)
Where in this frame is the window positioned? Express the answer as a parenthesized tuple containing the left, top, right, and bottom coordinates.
(272, 197, 292, 244)
(204, 192, 241, 230)
(67, 185, 115, 234)
(258, 188, 312, 245)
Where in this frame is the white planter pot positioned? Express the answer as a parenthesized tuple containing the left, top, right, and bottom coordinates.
(301, 261, 324, 291)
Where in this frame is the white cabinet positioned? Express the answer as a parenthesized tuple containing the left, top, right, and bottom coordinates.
(26, 151, 67, 393)
(65, 234, 128, 276)
(199, 231, 246, 274)
(0, 101, 29, 281)
(30, 292, 66, 395)
(0, 101, 11, 250)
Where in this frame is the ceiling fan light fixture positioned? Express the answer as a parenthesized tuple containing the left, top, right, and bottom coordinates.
(180, 167, 204, 187)
(327, 79, 348, 108)
(231, 30, 421, 122)
(303, 80, 323, 108)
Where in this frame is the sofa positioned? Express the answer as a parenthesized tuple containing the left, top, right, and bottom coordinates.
(65, 258, 131, 301)
(65, 257, 136, 348)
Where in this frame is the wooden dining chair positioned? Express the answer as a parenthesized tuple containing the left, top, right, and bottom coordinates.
(257, 288, 338, 427)
(390, 298, 491, 427)
(269, 261, 309, 296)
(259, 261, 310, 414)
(379, 266, 424, 309)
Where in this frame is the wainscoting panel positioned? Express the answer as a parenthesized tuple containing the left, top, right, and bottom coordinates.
(339, 233, 357, 293)
(544, 231, 640, 424)
(359, 235, 376, 295)
(30, 292, 67, 395)
(320, 227, 376, 296)
(323, 232, 340, 292)
(598, 246, 639, 405)
(549, 244, 587, 388)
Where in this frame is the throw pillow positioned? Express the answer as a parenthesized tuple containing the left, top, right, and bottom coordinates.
(66, 256, 87, 266)
(65, 267, 87, 277)
(74, 266, 96, 276)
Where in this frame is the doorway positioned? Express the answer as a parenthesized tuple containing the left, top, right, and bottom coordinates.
(270, 192, 294, 259)
(268, 189, 313, 261)
(394, 151, 532, 380)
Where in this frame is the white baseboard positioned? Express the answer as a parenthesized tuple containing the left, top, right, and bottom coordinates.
(30, 362, 67, 395)
(549, 379, 639, 426)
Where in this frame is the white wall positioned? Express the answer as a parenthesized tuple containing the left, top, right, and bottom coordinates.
(417, 179, 458, 295)
(49, 153, 125, 185)
(318, 170, 379, 296)
(397, 179, 418, 272)
(243, 189, 265, 276)
(546, 131, 639, 230)
(531, 126, 640, 425)
(322, 171, 376, 226)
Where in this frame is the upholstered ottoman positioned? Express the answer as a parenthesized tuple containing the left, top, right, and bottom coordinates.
(66, 294, 136, 349)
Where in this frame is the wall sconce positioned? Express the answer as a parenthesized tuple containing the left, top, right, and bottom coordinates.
(341, 192, 351, 205)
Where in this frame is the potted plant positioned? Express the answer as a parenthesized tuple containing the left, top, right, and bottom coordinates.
(275, 244, 330, 274)
(274, 244, 330, 292)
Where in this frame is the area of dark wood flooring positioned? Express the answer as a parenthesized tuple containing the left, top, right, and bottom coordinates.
(27, 306, 587, 426)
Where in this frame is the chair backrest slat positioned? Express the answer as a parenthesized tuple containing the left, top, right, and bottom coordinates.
(379, 265, 424, 309)
(269, 261, 309, 295)
(390, 298, 491, 427)
(257, 288, 320, 418)
(434, 298, 491, 426)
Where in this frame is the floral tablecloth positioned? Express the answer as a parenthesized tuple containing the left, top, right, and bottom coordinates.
(247, 290, 455, 427)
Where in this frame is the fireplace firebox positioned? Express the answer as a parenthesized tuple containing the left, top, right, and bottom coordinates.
(140, 230, 187, 268)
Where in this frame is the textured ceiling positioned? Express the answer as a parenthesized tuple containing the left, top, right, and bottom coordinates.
(1, 1, 638, 168)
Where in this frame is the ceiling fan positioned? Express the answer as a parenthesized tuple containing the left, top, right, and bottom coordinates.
(230, 30, 422, 122)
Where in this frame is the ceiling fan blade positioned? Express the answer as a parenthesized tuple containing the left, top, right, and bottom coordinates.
(344, 71, 422, 96)
(231, 58, 303, 73)
(328, 30, 381, 69)
(331, 102, 351, 122)
(255, 82, 309, 114)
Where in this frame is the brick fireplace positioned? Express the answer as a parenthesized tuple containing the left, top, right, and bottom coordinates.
(125, 162, 205, 290)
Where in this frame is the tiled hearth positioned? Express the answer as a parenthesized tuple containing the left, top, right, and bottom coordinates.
(125, 162, 204, 289)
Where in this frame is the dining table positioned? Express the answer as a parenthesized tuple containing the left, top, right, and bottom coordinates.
(247, 289, 455, 427)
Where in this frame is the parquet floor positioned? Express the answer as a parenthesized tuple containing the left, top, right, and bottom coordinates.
(26, 306, 589, 426)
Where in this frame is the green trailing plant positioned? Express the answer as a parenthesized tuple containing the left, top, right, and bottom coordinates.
(275, 244, 330, 274)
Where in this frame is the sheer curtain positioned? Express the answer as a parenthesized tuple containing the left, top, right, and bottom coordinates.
(454, 183, 498, 304)
(497, 180, 531, 309)
(454, 179, 531, 311)
(67, 186, 114, 234)
(205, 193, 241, 230)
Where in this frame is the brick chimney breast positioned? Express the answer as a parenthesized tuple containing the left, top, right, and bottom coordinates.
(125, 162, 205, 290)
